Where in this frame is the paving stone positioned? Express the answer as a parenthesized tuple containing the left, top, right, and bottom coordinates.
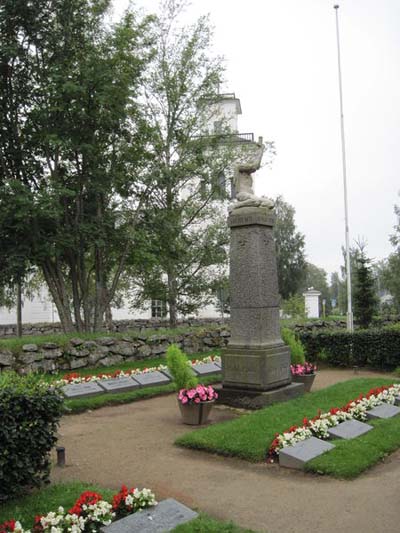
(98, 377, 140, 394)
(191, 362, 221, 376)
(366, 404, 400, 419)
(327, 419, 373, 440)
(62, 381, 104, 399)
(101, 499, 198, 533)
(133, 371, 171, 387)
(279, 437, 335, 470)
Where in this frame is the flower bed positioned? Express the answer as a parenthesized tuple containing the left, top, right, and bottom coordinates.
(56, 355, 221, 387)
(1, 486, 156, 533)
(268, 383, 400, 459)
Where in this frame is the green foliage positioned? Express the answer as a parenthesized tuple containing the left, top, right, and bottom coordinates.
(129, 1, 235, 327)
(281, 294, 306, 320)
(353, 246, 378, 328)
(299, 325, 400, 370)
(273, 195, 307, 300)
(0, 0, 154, 333)
(166, 344, 198, 390)
(281, 327, 305, 364)
(176, 378, 398, 463)
(0, 372, 64, 501)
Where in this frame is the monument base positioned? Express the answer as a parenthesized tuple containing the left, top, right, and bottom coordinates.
(216, 382, 304, 410)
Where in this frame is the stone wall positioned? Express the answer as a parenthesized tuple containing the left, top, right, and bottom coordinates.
(0, 327, 230, 373)
(0, 317, 228, 338)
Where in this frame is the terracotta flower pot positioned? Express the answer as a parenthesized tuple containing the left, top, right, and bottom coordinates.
(178, 400, 214, 425)
(292, 373, 316, 393)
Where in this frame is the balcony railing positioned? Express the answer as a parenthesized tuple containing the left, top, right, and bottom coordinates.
(193, 132, 255, 144)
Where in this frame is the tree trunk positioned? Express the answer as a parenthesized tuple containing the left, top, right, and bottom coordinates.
(167, 270, 178, 328)
(41, 261, 75, 333)
(16, 280, 22, 337)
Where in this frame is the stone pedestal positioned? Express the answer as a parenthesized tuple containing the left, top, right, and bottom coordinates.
(220, 206, 304, 409)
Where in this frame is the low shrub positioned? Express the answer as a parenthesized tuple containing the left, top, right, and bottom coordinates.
(299, 325, 400, 370)
(0, 372, 64, 501)
(281, 328, 305, 365)
(166, 344, 198, 390)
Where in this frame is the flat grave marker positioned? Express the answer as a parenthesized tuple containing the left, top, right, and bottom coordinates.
(101, 499, 198, 533)
(98, 377, 140, 394)
(366, 404, 400, 420)
(62, 382, 104, 399)
(327, 419, 373, 440)
(279, 437, 335, 470)
(192, 362, 221, 376)
(133, 370, 171, 388)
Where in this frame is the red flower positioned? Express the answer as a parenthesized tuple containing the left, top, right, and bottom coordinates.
(68, 491, 103, 516)
(0, 520, 16, 533)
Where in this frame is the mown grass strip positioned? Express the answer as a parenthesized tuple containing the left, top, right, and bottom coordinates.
(0, 483, 256, 533)
(65, 375, 221, 414)
(305, 414, 400, 478)
(0, 482, 115, 528)
(172, 513, 257, 532)
(175, 378, 399, 462)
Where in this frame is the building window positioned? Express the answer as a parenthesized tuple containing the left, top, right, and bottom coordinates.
(151, 299, 167, 318)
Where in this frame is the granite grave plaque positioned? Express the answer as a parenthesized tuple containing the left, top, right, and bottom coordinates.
(279, 437, 335, 470)
(98, 377, 140, 394)
(327, 419, 373, 440)
(366, 404, 400, 419)
(100, 499, 198, 533)
(62, 381, 103, 399)
(133, 371, 171, 388)
(192, 362, 221, 376)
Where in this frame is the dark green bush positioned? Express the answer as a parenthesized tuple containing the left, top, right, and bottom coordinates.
(0, 372, 64, 501)
(299, 325, 400, 370)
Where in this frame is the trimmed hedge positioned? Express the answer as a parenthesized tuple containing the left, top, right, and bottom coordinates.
(299, 325, 400, 370)
(0, 372, 64, 501)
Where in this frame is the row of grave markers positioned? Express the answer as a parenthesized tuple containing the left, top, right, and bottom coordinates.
(62, 361, 221, 399)
(279, 398, 400, 469)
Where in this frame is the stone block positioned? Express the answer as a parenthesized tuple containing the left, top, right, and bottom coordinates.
(192, 362, 221, 376)
(96, 355, 124, 367)
(22, 344, 38, 352)
(133, 371, 171, 388)
(70, 338, 84, 347)
(327, 419, 373, 440)
(366, 404, 400, 419)
(217, 382, 304, 409)
(100, 499, 198, 533)
(62, 381, 104, 399)
(98, 377, 140, 394)
(42, 342, 59, 349)
(279, 437, 335, 470)
(137, 345, 152, 359)
(69, 357, 88, 370)
(97, 337, 115, 346)
(394, 396, 400, 407)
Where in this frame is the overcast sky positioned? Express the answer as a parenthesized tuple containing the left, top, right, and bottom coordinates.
(113, 0, 400, 278)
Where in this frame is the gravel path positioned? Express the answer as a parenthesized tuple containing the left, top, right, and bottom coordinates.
(52, 368, 400, 533)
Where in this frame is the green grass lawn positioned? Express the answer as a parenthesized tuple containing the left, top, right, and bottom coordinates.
(176, 378, 400, 465)
(0, 483, 255, 532)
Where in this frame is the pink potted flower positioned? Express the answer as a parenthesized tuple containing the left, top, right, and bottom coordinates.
(290, 362, 317, 392)
(167, 344, 218, 425)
